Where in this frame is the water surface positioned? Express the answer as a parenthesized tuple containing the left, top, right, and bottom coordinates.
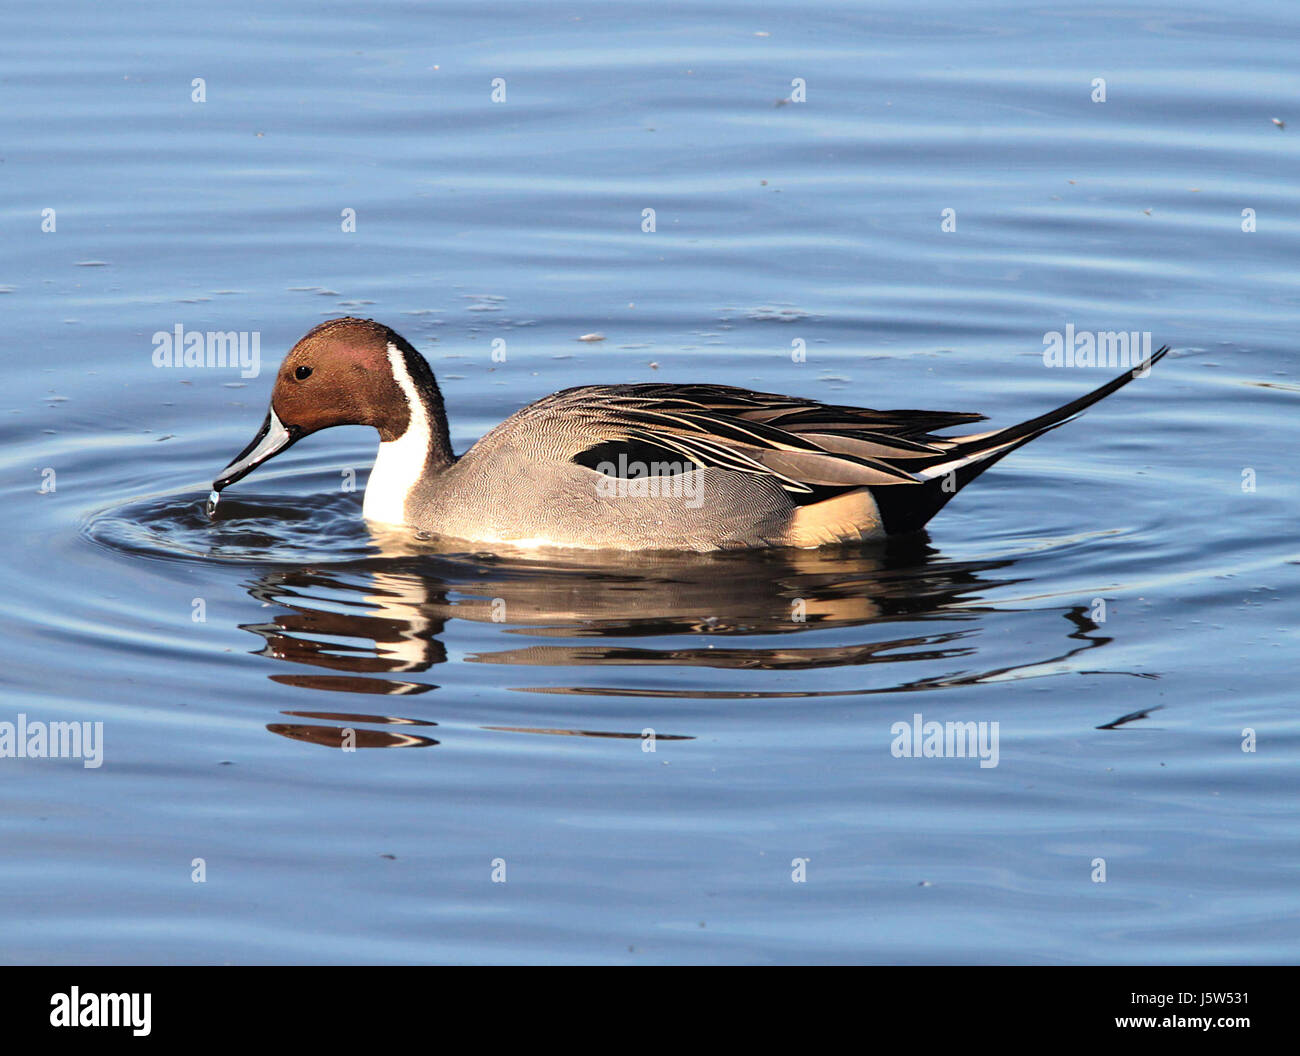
(1, 0, 1298, 964)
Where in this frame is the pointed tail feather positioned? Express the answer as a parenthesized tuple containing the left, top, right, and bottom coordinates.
(871, 345, 1170, 533)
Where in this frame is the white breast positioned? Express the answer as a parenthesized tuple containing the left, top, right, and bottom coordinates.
(362, 342, 430, 526)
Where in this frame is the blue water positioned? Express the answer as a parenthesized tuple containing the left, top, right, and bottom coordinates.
(1, 1, 1297, 963)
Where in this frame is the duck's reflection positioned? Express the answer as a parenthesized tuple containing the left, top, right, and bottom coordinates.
(267, 721, 438, 750)
(239, 529, 1127, 748)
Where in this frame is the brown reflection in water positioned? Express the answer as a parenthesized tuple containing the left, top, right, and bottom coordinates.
(501, 605, 1128, 698)
(237, 532, 1144, 724)
(247, 568, 447, 673)
(265, 711, 685, 749)
(471, 631, 971, 670)
(482, 726, 693, 740)
(281, 710, 435, 726)
(267, 723, 438, 749)
(270, 674, 433, 695)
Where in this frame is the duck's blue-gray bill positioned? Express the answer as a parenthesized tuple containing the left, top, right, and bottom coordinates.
(213, 409, 301, 491)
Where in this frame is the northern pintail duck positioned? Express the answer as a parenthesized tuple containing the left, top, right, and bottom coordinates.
(211, 317, 1167, 551)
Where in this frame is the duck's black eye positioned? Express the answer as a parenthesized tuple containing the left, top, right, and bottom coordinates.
(295, 365, 313, 380)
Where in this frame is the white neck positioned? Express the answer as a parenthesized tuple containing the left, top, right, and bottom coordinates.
(363, 342, 431, 526)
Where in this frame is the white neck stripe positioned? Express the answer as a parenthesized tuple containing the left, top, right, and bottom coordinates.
(362, 342, 431, 526)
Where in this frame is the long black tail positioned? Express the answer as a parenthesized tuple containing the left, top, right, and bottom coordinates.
(871, 345, 1170, 534)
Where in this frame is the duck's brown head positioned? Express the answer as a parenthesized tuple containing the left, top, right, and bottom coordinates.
(212, 317, 450, 493)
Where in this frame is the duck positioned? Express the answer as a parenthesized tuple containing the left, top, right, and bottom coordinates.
(210, 317, 1167, 552)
